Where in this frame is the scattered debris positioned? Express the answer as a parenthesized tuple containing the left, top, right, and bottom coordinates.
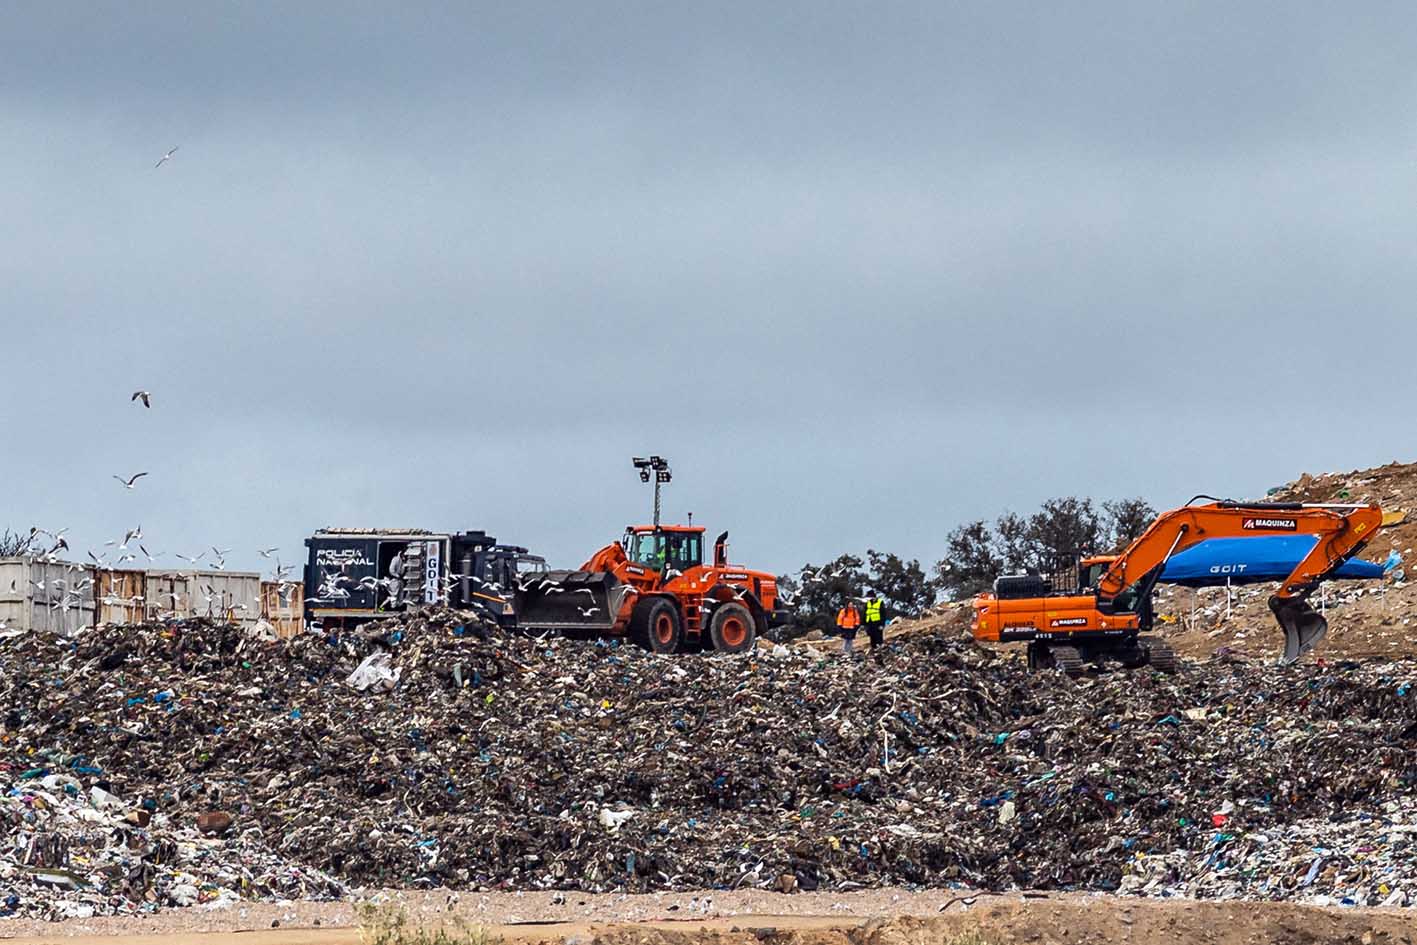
(1, 605, 1417, 919)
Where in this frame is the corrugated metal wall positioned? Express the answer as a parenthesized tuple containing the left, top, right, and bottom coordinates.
(260, 581, 305, 637)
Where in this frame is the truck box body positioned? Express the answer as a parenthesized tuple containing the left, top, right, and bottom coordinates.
(303, 528, 544, 628)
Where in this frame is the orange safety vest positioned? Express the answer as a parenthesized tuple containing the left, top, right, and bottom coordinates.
(836, 605, 861, 629)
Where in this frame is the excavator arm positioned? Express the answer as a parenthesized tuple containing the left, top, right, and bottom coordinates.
(1097, 500, 1382, 663)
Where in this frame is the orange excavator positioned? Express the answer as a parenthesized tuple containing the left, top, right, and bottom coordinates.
(513, 524, 790, 653)
(971, 499, 1382, 673)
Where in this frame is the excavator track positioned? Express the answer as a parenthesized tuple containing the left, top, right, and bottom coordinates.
(1050, 645, 1085, 678)
(1138, 635, 1178, 673)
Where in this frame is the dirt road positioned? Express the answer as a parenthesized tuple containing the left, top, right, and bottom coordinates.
(4, 890, 1414, 945)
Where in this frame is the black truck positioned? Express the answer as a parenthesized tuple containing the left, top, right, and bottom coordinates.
(302, 528, 546, 630)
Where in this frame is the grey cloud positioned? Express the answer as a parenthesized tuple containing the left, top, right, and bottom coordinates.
(3, 2, 1416, 577)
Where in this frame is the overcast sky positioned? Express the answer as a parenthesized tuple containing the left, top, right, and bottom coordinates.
(3, 2, 1416, 578)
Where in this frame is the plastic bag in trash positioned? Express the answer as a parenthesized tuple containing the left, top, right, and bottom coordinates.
(345, 651, 400, 692)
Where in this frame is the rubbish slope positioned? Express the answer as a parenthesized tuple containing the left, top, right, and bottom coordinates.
(5, 607, 1417, 918)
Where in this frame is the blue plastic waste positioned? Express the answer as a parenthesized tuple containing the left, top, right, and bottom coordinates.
(1159, 536, 1384, 587)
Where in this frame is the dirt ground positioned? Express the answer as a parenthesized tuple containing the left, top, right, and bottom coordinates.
(4, 890, 1416, 945)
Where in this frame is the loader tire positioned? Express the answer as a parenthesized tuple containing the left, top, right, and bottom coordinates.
(709, 602, 756, 654)
(631, 598, 683, 654)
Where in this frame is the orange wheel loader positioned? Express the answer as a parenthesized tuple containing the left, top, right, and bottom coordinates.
(513, 525, 791, 653)
(971, 499, 1382, 673)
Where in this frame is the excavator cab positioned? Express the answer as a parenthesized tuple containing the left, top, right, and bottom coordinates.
(1078, 556, 1115, 591)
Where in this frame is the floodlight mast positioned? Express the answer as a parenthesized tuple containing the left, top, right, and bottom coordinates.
(631, 455, 672, 528)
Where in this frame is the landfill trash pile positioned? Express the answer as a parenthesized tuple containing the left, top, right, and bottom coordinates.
(3, 609, 1417, 920)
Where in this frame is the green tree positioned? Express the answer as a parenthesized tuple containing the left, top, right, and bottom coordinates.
(993, 511, 1036, 573)
(933, 520, 1001, 601)
(864, 549, 936, 619)
(1102, 497, 1157, 551)
(932, 495, 1154, 599)
(1027, 497, 1102, 568)
(786, 553, 868, 633)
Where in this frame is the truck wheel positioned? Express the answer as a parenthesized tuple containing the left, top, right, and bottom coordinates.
(709, 602, 756, 653)
(631, 598, 683, 654)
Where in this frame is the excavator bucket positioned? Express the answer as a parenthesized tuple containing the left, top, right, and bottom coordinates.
(1270, 595, 1329, 664)
(513, 570, 627, 631)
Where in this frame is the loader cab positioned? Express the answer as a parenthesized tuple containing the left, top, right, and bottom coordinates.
(623, 526, 704, 574)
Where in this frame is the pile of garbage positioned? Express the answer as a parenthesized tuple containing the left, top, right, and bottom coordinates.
(2, 610, 1417, 919)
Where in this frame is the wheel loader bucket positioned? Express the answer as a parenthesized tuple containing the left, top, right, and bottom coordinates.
(1270, 596, 1328, 665)
(513, 570, 626, 631)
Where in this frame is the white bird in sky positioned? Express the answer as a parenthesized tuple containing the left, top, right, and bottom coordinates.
(258, 547, 278, 558)
(113, 472, 148, 489)
(154, 146, 179, 169)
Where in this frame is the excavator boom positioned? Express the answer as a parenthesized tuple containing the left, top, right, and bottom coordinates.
(972, 498, 1383, 670)
(1097, 500, 1381, 662)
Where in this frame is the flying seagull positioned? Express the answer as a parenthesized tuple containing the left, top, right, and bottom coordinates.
(130, 390, 152, 408)
(257, 547, 278, 558)
(154, 146, 179, 169)
(113, 472, 148, 489)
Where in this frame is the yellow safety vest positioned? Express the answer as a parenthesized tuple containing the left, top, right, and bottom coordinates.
(865, 599, 882, 622)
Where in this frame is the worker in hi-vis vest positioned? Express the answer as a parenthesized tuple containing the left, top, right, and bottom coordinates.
(835, 599, 862, 656)
(864, 590, 884, 652)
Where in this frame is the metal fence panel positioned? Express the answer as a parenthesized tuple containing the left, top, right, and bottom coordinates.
(261, 581, 304, 637)
(144, 570, 261, 623)
(0, 557, 96, 635)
